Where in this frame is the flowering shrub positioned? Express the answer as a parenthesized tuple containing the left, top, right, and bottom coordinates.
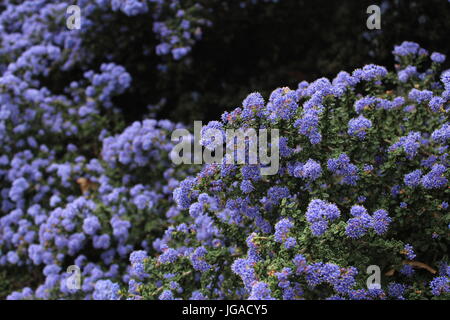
(126, 42, 449, 300)
(0, 1, 194, 298)
(0, 63, 191, 298)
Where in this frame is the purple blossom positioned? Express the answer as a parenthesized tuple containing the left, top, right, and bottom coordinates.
(404, 169, 422, 187)
(248, 282, 275, 300)
(431, 52, 446, 63)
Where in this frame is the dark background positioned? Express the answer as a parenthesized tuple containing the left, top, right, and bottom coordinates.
(54, 0, 450, 124)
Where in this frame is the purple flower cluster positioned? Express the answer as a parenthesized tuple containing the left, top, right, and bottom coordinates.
(403, 244, 416, 260)
(248, 282, 275, 300)
(305, 199, 341, 236)
(408, 89, 433, 104)
(93, 280, 120, 300)
(388, 131, 422, 159)
(348, 115, 372, 139)
(398, 66, 418, 82)
(421, 164, 448, 189)
(345, 206, 392, 238)
(393, 41, 427, 57)
(291, 159, 322, 181)
(274, 218, 296, 248)
(327, 154, 359, 185)
(429, 277, 449, 296)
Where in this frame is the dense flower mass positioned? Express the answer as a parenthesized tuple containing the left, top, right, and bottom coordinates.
(0, 0, 448, 301)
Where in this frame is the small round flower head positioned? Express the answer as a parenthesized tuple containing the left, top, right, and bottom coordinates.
(173, 177, 195, 209)
(274, 218, 293, 243)
(82, 216, 101, 235)
(200, 121, 225, 151)
(429, 96, 445, 112)
(371, 209, 392, 235)
(158, 248, 178, 264)
(388, 131, 422, 159)
(231, 258, 257, 289)
(357, 195, 367, 203)
(93, 280, 120, 300)
(265, 87, 298, 121)
(295, 159, 322, 180)
(352, 64, 387, 81)
(7, 251, 19, 264)
(421, 164, 448, 189)
(278, 136, 293, 158)
(354, 96, 377, 113)
(305, 262, 341, 288)
(190, 291, 208, 300)
(429, 276, 449, 296)
(130, 250, 148, 279)
(189, 202, 203, 219)
(431, 123, 450, 144)
(350, 205, 368, 217)
(348, 115, 372, 139)
(266, 186, 290, 204)
(241, 165, 261, 181)
(159, 289, 174, 300)
(345, 213, 372, 239)
(430, 52, 446, 64)
(398, 66, 417, 82)
(130, 250, 147, 264)
(190, 246, 212, 272)
(327, 153, 359, 185)
(387, 282, 406, 299)
(248, 282, 275, 300)
(275, 267, 292, 282)
(400, 264, 415, 277)
(305, 199, 340, 236)
(284, 237, 297, 249)
(408, 89, 433, 104)
(242, 92, 265, 120)
(9, 177, 29, 202)
(50, 195, 61, 207)
(294, 108, 322, 145)
(293, 254, 307, 275)
(240, 180, 254, 194)
(310, 220, 329, 236)
(393, 41, 421, 57)
(172, 47, 190, 60)
(404, 169, 422, 187)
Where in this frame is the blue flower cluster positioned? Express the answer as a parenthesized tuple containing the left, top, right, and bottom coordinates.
(345, 206, 392, 238)
(0, 10, 191, 296)
(138, 41, 449, 300)
(305, 200, 341, 236)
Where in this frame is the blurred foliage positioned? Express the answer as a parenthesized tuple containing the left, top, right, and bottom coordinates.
(119, 0, 450, 124)
(0, 267, 43, 299)
(25, 0, 450, 124)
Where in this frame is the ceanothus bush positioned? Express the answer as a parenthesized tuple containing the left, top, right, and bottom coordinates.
(0, 0, 448, 301)
(122, 41, 449, 300)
